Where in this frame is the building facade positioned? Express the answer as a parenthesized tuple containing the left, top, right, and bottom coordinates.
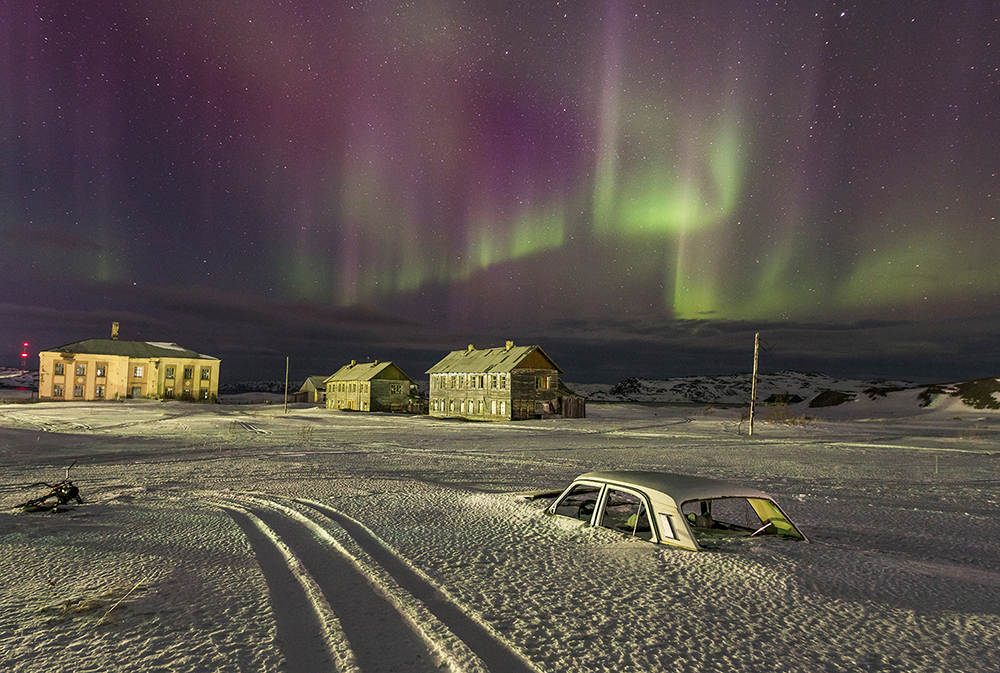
(294, 376, 329, 404)
(325, 361, 419, 412)
(426, 341, 585, 421)
(38, 339, 221, 402)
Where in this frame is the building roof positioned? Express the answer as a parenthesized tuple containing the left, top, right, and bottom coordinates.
(43, 339, 219, 361)
(426, 343, 562, 374)
(324, 361, 413, 383)
(298, 376, 329, 392)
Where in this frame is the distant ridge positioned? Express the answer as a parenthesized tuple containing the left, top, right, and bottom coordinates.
(569, 371, 1000, 410)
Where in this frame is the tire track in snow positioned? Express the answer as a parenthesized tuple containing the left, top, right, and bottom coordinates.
(222, 506, 352, 673)
(299, 500, 539, 673)
(242, 503, 444, 673)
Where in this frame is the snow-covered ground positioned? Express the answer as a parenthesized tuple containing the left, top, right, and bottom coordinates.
(1, 392, 999, 672)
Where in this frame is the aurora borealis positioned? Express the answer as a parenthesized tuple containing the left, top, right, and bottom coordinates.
(3, 1, 999, 383)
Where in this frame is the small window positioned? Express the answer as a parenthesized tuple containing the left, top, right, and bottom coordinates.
(76, 363, 86, 376)
(183, 367, 193, 380)
(552, 484, 602, 522)
(53, 384, 64, 397)
(54, 362, 65, 376)
(134, 365, 144, 378)
(96, 364, 106, 378)
(94, 385, 105, 399)
(390, 383, 402, 394)
(200, 389, 209, 400)
(200, 367, 211, 381)
(658, 513, 676, 540)
(164, 366, 175, 379)
(165, 387, 174, 398)
(73, 385, 84, 398)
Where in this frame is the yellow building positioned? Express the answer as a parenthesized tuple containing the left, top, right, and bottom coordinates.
(38, 338, 221, 402)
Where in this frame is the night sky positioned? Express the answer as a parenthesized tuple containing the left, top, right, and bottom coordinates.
(3, 1, 999, 384)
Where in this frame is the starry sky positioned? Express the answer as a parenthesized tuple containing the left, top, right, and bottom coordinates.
(3, 1, 999, 384)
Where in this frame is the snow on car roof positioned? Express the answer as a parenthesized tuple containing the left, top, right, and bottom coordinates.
(577, 470, 773, 504)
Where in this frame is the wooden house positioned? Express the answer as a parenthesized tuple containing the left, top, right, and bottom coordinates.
(294, 376, 329, 404)
(426, 341, 585, 421)
(325, 361, 419, 412)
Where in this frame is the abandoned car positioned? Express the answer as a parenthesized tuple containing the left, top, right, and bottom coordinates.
(535, 470, 807, 551)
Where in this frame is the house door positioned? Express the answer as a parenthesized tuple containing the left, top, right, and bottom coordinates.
(130, 387, 141, 398)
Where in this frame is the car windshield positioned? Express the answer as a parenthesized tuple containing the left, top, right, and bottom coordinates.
(681, 497, 804, 540)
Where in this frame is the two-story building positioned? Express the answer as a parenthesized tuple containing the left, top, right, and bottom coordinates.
(427, 341, 585, 421)
(325, 360, 419, 412)
(38, 335, 220, 402)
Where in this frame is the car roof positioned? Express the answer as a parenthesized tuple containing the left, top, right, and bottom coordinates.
(577, 470, 773, 504)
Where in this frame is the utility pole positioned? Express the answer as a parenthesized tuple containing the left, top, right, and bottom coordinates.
(749, 332, 759, 436)
(285, 355, 288, 414)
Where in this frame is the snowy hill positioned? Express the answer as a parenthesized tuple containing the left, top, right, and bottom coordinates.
(0, 367, 36, 389)
(570, 371, 1000, 411)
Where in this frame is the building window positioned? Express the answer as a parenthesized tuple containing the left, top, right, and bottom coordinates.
(76, 363, 86, 376)
(95, 385, 104, 399)
(500, 375, 507, 389)
(96, 364, 106, 378)
(165, 366, 175, 379)
(53, 384, 64, 397)
(134, 365, 144, 378)
(165, 387, 174, 398)
(536, 376, 551, 389)
(200, 389, 209, 400)
(200, 367, 211, 381)
(390, 383, 402, 394)
(184, 367, 193, 380)
(500, 401, 506, 415)
(74, 385, 84, 398)
(54, 362, 65, 376)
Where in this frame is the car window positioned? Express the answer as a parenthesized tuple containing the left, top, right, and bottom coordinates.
(598, 489, 654, 541)
(552, 484, 601, 522)
(681, 497, 803, 540)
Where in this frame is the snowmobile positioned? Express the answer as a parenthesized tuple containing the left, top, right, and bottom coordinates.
(14, 461, 84, 512)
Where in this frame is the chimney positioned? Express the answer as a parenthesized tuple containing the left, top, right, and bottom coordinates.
(467, 344, 475, 352)
(350, 360, 356, 367)
(505, 340, 514, 351)
(111, 322, 120, 340)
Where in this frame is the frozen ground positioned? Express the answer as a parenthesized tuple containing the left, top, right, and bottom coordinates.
(1, 394, 999, 672)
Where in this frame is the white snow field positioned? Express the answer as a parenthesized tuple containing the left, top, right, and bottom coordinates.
(1, 394, 998, 672)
